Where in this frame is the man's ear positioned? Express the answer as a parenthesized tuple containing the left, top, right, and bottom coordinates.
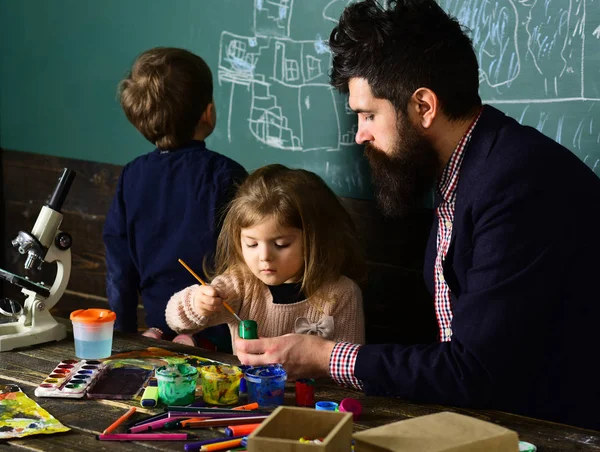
(409, 88, 438, 129)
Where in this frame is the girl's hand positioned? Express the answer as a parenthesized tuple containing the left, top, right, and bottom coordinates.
(191, 284, 227, 318)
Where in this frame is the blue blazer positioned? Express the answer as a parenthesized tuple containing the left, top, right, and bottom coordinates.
(355, 106, 600, 430)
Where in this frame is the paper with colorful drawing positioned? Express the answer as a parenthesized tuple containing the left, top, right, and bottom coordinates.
(0, 385, 69, 439)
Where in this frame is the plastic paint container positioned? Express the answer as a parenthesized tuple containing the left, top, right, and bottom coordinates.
(155, 364, 198, 406)
(70, 309, 116, 359)
(295, 378, 315, 407)
(200, 364, 243, 405)
(245, 364, 287, 407)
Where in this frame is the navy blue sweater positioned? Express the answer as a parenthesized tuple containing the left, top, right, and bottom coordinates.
(103, 140, 247, 336)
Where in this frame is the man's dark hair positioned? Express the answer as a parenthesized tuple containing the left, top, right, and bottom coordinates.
(329, 0, 481, 119)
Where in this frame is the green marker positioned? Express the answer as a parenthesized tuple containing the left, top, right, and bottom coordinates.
(239, 320, 258, 339)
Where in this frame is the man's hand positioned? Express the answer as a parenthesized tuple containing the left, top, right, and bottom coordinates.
(235, 334, 336, 380)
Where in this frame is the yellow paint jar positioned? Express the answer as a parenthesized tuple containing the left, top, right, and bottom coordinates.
(200, 364, 243, 405)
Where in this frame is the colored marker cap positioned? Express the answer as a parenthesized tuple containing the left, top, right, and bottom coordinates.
(519, 441, 537, 452)
(338, 397, 362, 421)
(141, 386, 159, 407)
(239, 320, 258, 339)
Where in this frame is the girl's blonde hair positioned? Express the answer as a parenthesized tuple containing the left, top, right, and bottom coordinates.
(210, 164, 366, 297)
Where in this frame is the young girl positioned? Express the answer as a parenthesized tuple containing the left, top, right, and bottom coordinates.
(165, 164, 366, 352)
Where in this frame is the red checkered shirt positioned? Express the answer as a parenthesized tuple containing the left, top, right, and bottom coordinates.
(329, 111, 482, 390)
(434, 110, 481, 341)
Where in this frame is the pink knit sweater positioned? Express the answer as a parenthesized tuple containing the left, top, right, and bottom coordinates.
(165, 273, 365, 353)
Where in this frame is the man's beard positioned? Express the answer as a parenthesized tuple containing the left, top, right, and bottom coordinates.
(365, 116, 439, 217)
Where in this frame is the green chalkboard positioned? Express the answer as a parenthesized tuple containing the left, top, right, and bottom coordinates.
(1, 0, 599, 199)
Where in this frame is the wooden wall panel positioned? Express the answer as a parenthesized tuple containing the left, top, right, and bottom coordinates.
(0, 148, 437, 343)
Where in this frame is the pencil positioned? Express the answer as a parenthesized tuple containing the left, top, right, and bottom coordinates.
(103, 406, 136, 434)
(178, 258, 243, 323)
(184, 436, 245, 451)
(199, 438, 244, 451)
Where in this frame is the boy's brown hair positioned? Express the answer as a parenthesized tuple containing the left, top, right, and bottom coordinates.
(211, 164, 366, 298)
(118, 47, 213, 149)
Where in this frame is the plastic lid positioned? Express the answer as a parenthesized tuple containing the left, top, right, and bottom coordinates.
(519, 442, 537, 452)
(239, 320, 258, 339)
(70, 308, 116, 324)
(315, 401, 338, 411)
(339, 397, 362, 420)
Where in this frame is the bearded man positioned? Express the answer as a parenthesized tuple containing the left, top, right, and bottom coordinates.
(236, 0, 600, 430)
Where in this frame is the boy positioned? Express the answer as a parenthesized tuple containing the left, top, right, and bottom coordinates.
(103, 47, 247, 350)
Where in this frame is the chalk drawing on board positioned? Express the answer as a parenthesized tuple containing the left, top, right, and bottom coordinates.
(323, 0, 354, 24)
(440, 0, 599, 176)
(218, 0, 350, 153)
(255, 0, 294, 38)
(441, 0, 597, 101)
(218, 0, 599, 179)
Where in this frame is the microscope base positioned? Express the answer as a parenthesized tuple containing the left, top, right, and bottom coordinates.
(0, 314, 66, 352)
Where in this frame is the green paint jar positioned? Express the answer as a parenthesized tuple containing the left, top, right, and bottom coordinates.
(239, 320, 258, 339)
(200, 364, 243, 405)
(155, 364, 198, 406)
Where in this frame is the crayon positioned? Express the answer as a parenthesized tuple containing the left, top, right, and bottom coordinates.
(177, 416, 267, 428)
(128, 411, 168, 428)
(168, 411, 269, 419)
(163, 417, 209, 429)
(98, 433, 192, 441)
(231, 402, 259, 411)
(224, 423, 261, 436)
(129, 417, 199, 433)
(103, 407, 136, 434)
(184, 435, 245, 451)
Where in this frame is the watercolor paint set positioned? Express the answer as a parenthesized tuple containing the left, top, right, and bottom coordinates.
(34, 359, 107, 398)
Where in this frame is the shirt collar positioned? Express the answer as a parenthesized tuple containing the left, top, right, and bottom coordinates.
(437, 108, 483, 203)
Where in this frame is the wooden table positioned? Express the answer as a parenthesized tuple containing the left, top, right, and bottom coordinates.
(1, 325, 598, 451)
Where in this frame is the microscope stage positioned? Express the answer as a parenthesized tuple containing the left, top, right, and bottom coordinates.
(0, 268, 51, 298)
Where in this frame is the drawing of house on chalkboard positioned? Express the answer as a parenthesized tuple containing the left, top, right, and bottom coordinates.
(218, 0, 353, 152)
(218, 0, 599, 176)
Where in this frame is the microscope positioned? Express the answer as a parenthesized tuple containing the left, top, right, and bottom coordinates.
(0, 168, 76, 351)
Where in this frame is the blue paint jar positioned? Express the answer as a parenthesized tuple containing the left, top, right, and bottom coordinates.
(244, 364, 287, 407)
(238, 365, 251, 396)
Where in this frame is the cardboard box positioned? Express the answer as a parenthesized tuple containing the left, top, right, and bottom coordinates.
(352, 411, 519, 452)
(247, 406, 353, 452)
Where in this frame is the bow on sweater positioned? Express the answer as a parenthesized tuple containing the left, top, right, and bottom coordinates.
(294, 316, 334, 338)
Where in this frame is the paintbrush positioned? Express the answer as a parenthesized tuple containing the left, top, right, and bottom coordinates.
(178, 258, 243, 323)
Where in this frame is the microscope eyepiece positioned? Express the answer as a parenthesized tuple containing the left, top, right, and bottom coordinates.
(47, 168, 76, 212)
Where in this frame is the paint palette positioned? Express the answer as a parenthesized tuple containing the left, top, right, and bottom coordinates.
(34, 359, 107, 398)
